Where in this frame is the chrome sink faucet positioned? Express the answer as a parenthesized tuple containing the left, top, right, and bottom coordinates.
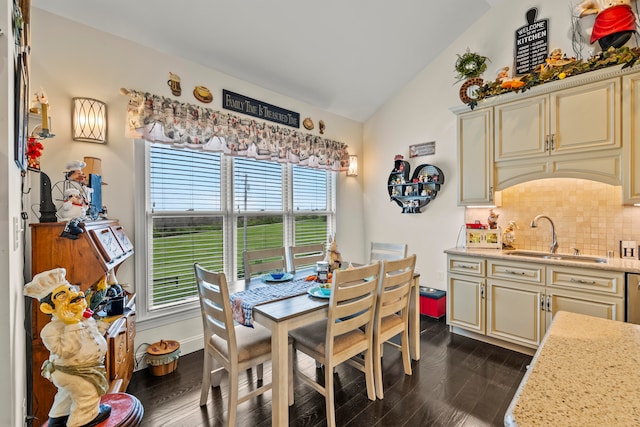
(530, 215, 558, 254)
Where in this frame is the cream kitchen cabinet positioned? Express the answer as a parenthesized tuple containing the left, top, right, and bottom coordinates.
(544, 265, 625, 326)
(456, 108, 495, 206)
(486, 259, 545, 349)
(623, 71, 640, 204)
(447, 255, 486, 333)
(494, 77, 621, 162)
(447, 253, 625, 352)
(494, 78, 622, 189)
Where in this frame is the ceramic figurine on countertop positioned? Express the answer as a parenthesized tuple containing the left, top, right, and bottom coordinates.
(488, 209, 499, 229)
(502, 221, 519, 249)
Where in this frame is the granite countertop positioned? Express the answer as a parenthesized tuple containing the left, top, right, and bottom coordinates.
(505, 311, 640, 426)
(445, 247, 640, 274)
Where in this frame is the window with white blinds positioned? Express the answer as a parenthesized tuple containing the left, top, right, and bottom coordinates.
(150, 145, 221, 211)
(144, 143, 335, 313)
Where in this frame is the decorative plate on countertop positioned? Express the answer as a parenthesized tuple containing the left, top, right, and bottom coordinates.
(262, 272, 294, 283)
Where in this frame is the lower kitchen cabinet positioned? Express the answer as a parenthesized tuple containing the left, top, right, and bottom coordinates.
(446, 253, 625, 352)
(545, 289, 623, 326)
(486, 280, 544, 348)
(448, 273, 485, 334)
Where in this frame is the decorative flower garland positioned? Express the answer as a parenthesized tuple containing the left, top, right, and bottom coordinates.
(465, 46, 640, 109)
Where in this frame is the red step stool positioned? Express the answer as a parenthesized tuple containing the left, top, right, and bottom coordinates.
(419, 287, 446, 319)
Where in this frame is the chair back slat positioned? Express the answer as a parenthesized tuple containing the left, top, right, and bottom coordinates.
(327, 262, 381, 355)
(287, 243, 325, 272)
(377, 255, 416, 320)
(243, 247, 287, 283)
(369, 242, 408, 263)
(194, 263, 236, 358)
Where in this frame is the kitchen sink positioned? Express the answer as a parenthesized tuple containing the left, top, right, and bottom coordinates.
(505, 250, 607, 263)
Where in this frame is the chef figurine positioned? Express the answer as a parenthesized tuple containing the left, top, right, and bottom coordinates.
(24, 268, 112, 427)
(59, 188, 86, 220)
(65, 160, 93, 208)
(65, 160, 86, 184)
(576, 0, 637, 50)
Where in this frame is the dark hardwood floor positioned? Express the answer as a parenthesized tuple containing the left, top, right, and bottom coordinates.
(127, 317, 531, 426)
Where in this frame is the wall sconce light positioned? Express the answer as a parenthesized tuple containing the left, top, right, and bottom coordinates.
(347, 155, 358, 176)
(72, 97, 107, 143)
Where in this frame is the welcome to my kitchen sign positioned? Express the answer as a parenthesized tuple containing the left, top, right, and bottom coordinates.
(223, 89, 300, 128)
(514, 8, 549, 75)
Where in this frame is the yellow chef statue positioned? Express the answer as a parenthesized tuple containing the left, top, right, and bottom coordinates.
(24, 268, 111, 427)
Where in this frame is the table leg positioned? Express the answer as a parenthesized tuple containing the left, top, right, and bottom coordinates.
(409, 276, 421, 360)
(271, 322, 289, 426)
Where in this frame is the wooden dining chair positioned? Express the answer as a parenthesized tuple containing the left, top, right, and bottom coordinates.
(372, 254, 416, 399)
(289, 262, 381, 427)
(242, 247, 287, 283)
(369, 241, 408, 263)
(194, 263, 293, 426)
(287, 243, 325, 272)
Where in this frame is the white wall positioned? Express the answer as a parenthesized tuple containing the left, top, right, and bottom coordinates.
(13, 1, 619, 421)
(363, 0, 599, 289)
(28, 8, 365, 360)
(2, 1, 28, 425)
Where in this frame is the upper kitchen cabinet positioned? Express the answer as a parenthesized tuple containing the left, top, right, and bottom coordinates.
(493, 78, 622, 189)
(623, 71, 640, 204)
(457, 108, 495, 205)
(452, 66, 639, 199)
(495, 78, 620, 162)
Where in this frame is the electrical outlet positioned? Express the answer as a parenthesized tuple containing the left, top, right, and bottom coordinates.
(620, 240, 637, 259)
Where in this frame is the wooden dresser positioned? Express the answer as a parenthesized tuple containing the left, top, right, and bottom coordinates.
(28, 220, 135, 427)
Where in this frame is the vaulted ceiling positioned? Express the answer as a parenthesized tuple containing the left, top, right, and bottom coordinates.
(32, 0, 498, 122)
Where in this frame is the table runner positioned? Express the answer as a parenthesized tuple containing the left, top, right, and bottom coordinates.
(230, 277, 318, 326)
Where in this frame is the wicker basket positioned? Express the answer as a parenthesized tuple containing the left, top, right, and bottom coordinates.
(145, 340, 180, 376)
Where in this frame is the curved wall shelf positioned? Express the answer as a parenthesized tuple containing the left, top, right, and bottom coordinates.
(388, 160, 445, 213)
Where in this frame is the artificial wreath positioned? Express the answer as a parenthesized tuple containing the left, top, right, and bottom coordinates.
(454, 48, 490, 82)
(465, 46, 640, 109)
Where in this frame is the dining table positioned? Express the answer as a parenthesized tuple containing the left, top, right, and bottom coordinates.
(229, 266, 422, 427)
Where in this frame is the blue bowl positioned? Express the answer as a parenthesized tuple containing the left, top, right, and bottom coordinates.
(270, 272, 285, 280)
(320, 286, 331, 296)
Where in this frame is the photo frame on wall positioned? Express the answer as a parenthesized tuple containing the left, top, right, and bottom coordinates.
(14, 50, 29, 172)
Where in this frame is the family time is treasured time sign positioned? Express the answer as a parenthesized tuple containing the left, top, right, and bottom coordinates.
(223, 89, 300, 128)
(514, 8, 549, 75)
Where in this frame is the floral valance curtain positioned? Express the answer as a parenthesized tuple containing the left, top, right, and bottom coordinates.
(125, 90, 350, 171)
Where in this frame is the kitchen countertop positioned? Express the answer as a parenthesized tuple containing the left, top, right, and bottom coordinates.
(504, 311, 640, 426)
(445, 247, 640, 274)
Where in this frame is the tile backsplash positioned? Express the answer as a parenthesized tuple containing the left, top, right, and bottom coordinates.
(465, 178, 640, 258)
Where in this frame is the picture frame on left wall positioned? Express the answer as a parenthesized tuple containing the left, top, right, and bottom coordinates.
(14, 50, 29, 172)
(13, 0, 29, 172)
